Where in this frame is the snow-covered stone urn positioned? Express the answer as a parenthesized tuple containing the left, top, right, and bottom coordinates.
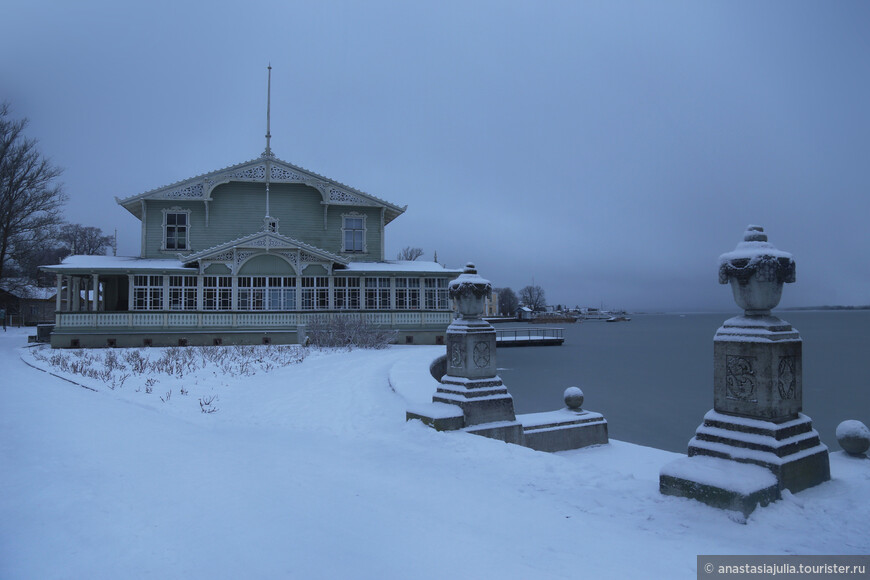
(718, 225, 796, 316)
(448, 263, 491, 319)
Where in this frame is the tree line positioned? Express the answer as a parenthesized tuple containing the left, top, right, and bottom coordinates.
(1, 103, 112, 287)
(495, 285, 546, 316)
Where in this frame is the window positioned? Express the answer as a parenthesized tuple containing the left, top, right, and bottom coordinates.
(425, 278, 449, 310)
(238, 277, 267, 310)
(301, 277, 329, 310)
(168, 276, 197, 310)
(238, 276, 297, 310)
(342, 215, 365, 253)
(132, 275, 164, 310)
(365, 277, 391, 309)
(203, 276, 232, 311)
(164, 210, 190, 251)
(334, 277, 361, 310)
(395, 278, 420, 310)
(267, 277, 296, 310)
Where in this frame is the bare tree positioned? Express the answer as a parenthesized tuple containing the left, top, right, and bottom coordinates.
(0, 103, 66, 283)
(58, 223, 113, 256)
(518, 285, 547, 311)
(396, 246, 424, 261)
(496, 287, 519, 316)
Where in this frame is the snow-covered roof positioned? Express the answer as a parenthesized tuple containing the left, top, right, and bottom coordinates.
(341, 261, 462, 274)
(40, 255, 193, 273)
(38, 255, 461, 276)
(0, 279, 56, 300)
(115, 156, 407, 225)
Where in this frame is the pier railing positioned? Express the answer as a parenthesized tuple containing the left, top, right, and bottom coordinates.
(495, 327, 564, 346)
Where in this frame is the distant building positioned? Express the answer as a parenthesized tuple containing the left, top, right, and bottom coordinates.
(0, 280, 56, 326)
(484, 290, 499, 317)
(517, 306, 535, 321)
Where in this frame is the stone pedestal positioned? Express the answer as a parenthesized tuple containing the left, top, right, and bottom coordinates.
(660, 226, 829, 517)
(713, 316, 802, 421)
(406, 263, 606, 450)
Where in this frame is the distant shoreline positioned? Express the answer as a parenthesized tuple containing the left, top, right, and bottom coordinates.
(782, 305, 870, 311)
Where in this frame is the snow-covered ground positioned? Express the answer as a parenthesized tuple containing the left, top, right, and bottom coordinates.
(1, 327, 868, 579)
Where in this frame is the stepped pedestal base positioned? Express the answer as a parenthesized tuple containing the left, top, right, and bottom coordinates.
(660, 409, 830, 516)
(660, 456, 779, 518)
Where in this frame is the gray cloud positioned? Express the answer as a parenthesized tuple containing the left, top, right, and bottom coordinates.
(3, 1, 868, 310)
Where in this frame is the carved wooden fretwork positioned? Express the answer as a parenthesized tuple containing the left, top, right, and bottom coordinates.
(228, 164, 268, 181)
(271, 165, 304, 181)
(211, 251, 235, 262)
(235, 251, 257, 272)
(163, 183, 204, 199)
(277, 251, 298, 270)
(329, 187, 367, 204)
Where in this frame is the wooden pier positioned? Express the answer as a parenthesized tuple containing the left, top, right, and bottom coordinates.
(495, 327, 564, 347)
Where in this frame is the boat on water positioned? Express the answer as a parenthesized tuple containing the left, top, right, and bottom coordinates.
(606, 315, 631, 322)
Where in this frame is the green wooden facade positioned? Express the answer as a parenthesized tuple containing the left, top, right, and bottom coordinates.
(43, 156, 460, 348)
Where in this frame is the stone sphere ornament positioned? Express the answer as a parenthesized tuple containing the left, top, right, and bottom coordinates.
(836, 420, 870, 456)
(564, 386, 584, 410)
(718, 225, 796, 316)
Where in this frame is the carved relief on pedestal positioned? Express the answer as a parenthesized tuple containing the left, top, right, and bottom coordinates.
(777, 356, 797, 400)
(726, 355, 757, 402)
(472, 342, 491, 368)
(450, 343, 464, 368)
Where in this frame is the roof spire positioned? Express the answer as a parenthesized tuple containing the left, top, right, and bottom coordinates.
(263, 63, 274, 159)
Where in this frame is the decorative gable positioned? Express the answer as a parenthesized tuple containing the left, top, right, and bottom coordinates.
(179, 231, 348, 275)
(116, 157, 406, 224)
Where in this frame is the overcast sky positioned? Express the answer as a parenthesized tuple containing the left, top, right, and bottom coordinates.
(3, 1, 869, 311)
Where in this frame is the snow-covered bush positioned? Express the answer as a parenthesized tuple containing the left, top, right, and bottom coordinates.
(305, 316, 396, 349)
(30, 343, 308, 387)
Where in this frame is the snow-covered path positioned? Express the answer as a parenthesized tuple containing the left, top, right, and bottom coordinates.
(1, 329, 868, 579)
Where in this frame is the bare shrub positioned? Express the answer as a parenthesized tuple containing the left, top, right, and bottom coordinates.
(124, 350, 148, 374)
(199, 394, 218, 414)
(305, 316, 396, 349)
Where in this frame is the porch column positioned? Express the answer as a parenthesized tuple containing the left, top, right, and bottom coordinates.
(92, 274, 99, 312)
(71, 277, 80, 311)
(127, 274, 135, 311)
(328, 275, 334, 310)
(196, 275, 204, 311)
(295, 272, 301, 312)
(55, 275, 63, 312)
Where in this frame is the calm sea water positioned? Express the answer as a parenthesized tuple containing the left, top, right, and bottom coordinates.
(495, 311, 870, 453)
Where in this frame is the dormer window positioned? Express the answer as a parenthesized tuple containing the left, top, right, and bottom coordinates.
(163, 209, 190, 251)
(342, 214, 366, 253)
